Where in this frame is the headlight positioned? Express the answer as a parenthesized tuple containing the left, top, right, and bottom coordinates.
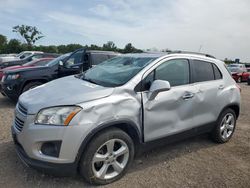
(35, 106, 82, 126)
(6, 74, 20, 80)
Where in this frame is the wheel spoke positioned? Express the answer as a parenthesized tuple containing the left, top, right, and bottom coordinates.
(106, 139, 115, 154)
(97, 163, 109, 178)
(112, 161, 123, 173)
(220, 124, 226, 132)
(223, 129, 228, 139)
(93, 153, 107, 163)
(226, 115, 233, 123)
(114, 146, 128, 157)
(228, 124, 234, 130)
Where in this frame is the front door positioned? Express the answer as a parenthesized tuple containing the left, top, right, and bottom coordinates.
(142, 59, 197, 142)
(58, 49, 86, 77)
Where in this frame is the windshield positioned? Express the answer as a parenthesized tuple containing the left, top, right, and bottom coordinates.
(19, 52, 32, 59)
(23, 59, 52, 66)
(46, 53, 71, 66)
(80, 56, 156, 87)
(16, 52, 25, 57)
(228, 64, 239, 68)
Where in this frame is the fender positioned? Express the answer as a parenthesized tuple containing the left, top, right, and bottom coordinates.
(75, 119, 142, 163)
(218, 103, 240, 120)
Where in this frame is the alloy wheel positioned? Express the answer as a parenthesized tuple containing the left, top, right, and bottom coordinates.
(220, 113, 235, 140)
(91, 139, 129, 180)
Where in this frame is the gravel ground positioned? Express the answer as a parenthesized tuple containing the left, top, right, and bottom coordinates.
(0, 83, 249, 188)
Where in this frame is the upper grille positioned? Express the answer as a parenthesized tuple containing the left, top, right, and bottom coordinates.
(14, 116, 25, 132)
(17, 103, 28, 116)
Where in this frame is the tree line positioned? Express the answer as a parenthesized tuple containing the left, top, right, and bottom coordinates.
(0, 25, 143, 54)
(0, 25, 244, 63)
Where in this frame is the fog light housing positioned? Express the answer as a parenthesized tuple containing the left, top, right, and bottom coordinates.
(40, 141, 62, 157)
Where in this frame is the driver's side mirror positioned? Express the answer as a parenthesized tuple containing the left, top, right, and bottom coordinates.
(59, 60, 64, 66)
(148, 80, 171, 101)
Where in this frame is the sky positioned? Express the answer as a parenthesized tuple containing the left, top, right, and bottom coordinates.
(0, 0, 250, 62)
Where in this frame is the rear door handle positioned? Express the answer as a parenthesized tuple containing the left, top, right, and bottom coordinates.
(182, 92, 194, 100)
(218, 85, 224, 90)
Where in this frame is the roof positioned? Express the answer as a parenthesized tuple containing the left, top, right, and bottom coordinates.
(120, 51, 216, 59)
(121, 52, 168, 58)
(86, 50, 120, 54)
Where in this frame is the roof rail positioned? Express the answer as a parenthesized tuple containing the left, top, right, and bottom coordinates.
(168, 51, 216, 59)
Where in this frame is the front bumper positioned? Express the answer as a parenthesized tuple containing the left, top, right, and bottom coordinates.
(11, 126, 77, 176)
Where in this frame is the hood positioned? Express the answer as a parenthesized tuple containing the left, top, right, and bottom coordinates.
(1, 65, 30, 71)
(5, 66, 47, 74)
(19, 76, 114, 114)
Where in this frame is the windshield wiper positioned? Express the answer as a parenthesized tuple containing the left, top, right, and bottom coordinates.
(82, 77, 99, 85)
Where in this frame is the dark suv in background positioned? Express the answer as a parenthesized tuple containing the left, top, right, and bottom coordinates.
(0, 49, 120, 101)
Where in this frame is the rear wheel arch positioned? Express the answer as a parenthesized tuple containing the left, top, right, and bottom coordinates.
(219, 104, 240, 120)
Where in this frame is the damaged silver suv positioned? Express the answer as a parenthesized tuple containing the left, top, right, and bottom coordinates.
(12, 52, 241, 185)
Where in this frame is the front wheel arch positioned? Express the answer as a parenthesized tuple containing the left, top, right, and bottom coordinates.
(75, 121, 142, 165)
(21, 79, 48, 93)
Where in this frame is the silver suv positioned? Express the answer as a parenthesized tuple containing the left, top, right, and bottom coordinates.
(12, 52, 241, 185)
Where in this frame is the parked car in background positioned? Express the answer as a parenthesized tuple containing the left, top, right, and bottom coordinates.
(247, 68, 250, 85)
(0, 52, 58, 69)
(0, 53, 17, 57)
(0, 49, 119, 101)
(227, 64, 249, 82)
(11, 52, 240, 185)
(0, 58, 54, 80)
(0, 51, 43, 63)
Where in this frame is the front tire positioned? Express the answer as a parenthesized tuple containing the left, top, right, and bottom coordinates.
(79, 128, 135, 185)
(211, 108, 236, 143)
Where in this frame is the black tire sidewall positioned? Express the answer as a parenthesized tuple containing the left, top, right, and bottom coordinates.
(80, 128, 135, 185)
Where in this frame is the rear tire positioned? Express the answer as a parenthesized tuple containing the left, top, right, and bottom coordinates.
(79, 128, 134, 185)
(211, 108, 236, 143)
(237, 76, 242, 83)
(22, 82, 43, 93)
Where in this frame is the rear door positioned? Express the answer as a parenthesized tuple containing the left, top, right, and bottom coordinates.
(142, 58, 198, 142)
(190, 59, 224, 127)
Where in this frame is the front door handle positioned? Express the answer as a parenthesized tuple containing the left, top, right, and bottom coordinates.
(182, 92, 194, 100)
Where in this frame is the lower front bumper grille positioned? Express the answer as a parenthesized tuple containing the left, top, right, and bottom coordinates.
(14, 116, 25, 132)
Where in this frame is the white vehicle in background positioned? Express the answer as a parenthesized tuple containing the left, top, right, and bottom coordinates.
(0, 54, 17, 57)
(0, 51, 43, 63)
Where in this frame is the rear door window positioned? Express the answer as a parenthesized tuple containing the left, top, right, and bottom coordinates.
(192, 60, 214, 82)
(212, 64, 222, 80)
